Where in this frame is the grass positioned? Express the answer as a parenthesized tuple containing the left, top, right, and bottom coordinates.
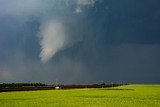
(0, 84, 160, 107)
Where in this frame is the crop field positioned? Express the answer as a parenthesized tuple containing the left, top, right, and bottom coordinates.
(0, 84, 160, 107)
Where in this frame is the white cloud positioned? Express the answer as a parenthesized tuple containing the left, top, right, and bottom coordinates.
(75, 0, 96, 13)
(77, 0, 95, 6)
(75, 6, 83, 13)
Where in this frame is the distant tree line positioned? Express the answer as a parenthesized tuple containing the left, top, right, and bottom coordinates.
(0, 83, 46, 88)
(0, 82, 128, 88)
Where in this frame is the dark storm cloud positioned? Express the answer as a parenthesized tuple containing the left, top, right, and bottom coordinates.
(0, 0, 160, 84)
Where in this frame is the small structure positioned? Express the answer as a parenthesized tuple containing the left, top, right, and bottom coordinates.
(55, 79, 60, 89)
(55, 86, 60, 90)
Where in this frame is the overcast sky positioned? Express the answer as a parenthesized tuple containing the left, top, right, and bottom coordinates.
(0, 0, 160, 84)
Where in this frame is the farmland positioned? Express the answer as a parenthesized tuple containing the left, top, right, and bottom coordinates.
(0, 84, 160, 107)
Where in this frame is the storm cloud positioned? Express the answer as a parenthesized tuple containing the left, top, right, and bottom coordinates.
(0, 0, 160, 84)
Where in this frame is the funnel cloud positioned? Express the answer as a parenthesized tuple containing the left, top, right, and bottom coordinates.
(39, 20, 67, 63)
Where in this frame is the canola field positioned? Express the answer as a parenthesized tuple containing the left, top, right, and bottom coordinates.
(0, 84, 160, 107)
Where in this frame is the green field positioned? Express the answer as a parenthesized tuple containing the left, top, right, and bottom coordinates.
(0, 84, 160, 107)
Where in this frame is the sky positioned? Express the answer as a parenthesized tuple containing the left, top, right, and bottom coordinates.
(0, 0, 160, 84)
